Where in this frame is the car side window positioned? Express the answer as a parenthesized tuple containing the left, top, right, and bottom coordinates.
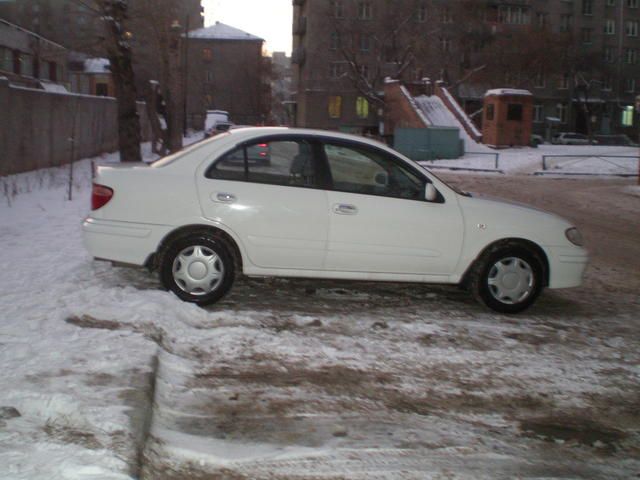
(323, 143, 425, 200)
(207, 139, 319, 188)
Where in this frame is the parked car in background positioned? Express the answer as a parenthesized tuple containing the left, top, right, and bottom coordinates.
(204, 110, 233, 138)
(551, 133, 596, 145)
(593, 134, 638, 147)
(530, 134, 545, 147)
(83, 127, 587, 314)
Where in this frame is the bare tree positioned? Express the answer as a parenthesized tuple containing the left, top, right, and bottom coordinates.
(327, 1, 424, 109)
(130, 0, 188, 152)
(71, 0, 142, 162)
(100, 0, 143, 161)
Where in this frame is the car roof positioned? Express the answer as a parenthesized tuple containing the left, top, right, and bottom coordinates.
(223, 126, 390, 148)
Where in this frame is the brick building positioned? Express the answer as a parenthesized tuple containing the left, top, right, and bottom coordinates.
(187, 22, 269, 125)
(292, 0, 640, 139)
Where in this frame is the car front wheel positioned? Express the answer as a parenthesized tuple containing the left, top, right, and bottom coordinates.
(471, 245, 544, 314)
(159, 234, 234, 305)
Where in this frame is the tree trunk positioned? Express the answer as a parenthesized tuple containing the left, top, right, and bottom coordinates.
(102, 0, 142, 162)
(111, 56, 142, 162)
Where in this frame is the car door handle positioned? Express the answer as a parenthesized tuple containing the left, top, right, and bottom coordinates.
(213, 192, 236, 203)
(333, 203, 358, 215)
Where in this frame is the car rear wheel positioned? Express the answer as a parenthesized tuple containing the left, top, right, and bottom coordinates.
(160, 234, 234, 305)
(470, 244, 544, 314)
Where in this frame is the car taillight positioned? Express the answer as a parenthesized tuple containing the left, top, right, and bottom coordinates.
(258, 143, 268, 147)
(91, 184, 114, 210)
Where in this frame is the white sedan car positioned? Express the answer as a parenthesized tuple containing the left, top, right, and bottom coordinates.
(83, 128, 587, 313)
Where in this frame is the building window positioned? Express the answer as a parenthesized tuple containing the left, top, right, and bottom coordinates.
(560, 14, 573, 32)
(356, 96, 369, 118)
(206, 71, 214, 82)
(536, 12, 547, 27)
(330, 31, 340, 50)
(534, 71, 545, 88)
(20, 53, 34, 77)
(499, 6, 530, 25)
(331, 1, 344, 18)
(360, 64, 369, 80)
(439, 37, 451, 52)
(628, 0, 639, 8)
(202, 48, 213, 62)
(358, 1, 373, 20)
(626, 21, 639, 36)
(95, 83, 109, 96)
(605, 19, 616, 35)
(602, 76, 613, 91)
(328, 95, 342, 118)
(359, 34, 371, 52)
(486, 104, 495, 121)
(441, 7, 453, 24)
(507, 104, 523, 121)
(604, 47, 616, 63)
(625, 48, 638, 64)
(533, 104, 544, 123)
(49, 61, 57, 81)
(417, 3, 427, 22)
(558, 73, 570, 89)
(582, 28, 593, 43)
(0, 47, 11, 72)
(557, 103, 568, 123)
(625, 78, 636, 92)
(622, 106, 634, 126)
(582, 0, 593, 14)
(329, 62, 345, 79)
(607, 0, 616, 5)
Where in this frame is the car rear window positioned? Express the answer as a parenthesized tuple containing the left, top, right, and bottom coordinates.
(151, 133, 230, 168)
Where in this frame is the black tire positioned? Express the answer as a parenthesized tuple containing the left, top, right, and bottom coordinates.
(470, 244, 544, 314)
(159, 234, 235, 306)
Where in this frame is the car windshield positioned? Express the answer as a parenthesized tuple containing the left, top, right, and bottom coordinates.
(418, 164, 471, 197)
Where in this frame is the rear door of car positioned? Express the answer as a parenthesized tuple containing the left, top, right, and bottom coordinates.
(197, 136, 330, 271)
(319, 140, 464, 276)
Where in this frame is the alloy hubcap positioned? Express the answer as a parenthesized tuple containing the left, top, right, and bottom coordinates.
(172, 245, 224, 296)
(487, 257, 534, 305)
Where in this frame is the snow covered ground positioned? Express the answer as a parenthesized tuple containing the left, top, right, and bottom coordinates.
(1, 140, 639, 479)
(422, 144, 639, 176)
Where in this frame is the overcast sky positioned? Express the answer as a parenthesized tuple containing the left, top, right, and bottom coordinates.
(201, 0, 293, 55)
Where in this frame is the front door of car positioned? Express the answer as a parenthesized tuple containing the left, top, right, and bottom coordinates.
(197, 137, 329, 271)
(321, 141, 464, 276)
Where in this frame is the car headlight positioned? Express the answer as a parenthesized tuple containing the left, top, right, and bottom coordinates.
(565, 227, 584, 247)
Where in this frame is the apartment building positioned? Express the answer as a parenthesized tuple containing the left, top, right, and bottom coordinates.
(0, 18, 68, 90)
(292, 0, 640, 138)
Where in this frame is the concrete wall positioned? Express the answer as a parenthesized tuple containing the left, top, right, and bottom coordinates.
(394, 127, 464, 161)
(0, 77, 151, 175)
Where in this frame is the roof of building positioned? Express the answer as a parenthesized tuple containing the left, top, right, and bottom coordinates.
(484, 88, 533, 97)
(84, 58, 110, 74)
(186, 22, 263, 42)
(0, 18, 66, 51)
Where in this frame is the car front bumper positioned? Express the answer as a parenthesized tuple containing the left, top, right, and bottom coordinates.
(545, 245, 589, 288)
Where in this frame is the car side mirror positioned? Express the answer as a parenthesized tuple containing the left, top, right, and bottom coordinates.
(425, 183, 438, 202)
(374, 172, 389, 186)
